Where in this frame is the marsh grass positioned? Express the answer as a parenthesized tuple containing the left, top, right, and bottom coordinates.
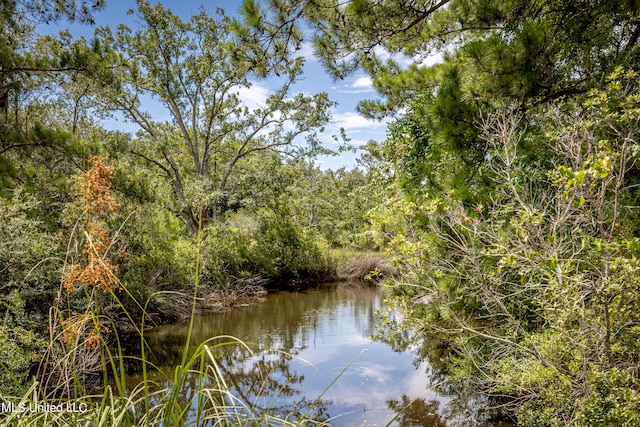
(0, 334, 347, 426)
(333, 250, 398, 283)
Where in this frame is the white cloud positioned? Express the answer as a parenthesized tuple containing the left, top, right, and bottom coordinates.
(350, 76, 373, 89)
(236, 82, 270, 110)
(333, 75, 375, 94)
(373, 45, 413, 68)
(296, 41, 317, 63)
(332, 111, 389, 132)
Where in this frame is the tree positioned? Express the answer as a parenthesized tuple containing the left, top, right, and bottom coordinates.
(88, 1, 334, 233)
(241, 0, 640, 202)
(246, 0, 640, 111)
(236, 1, 640, 423)
(370, 70, 640, 425)
(1, 0, 106, 124)
(0, 0, 112, 204)
(2, 0, 106, 25)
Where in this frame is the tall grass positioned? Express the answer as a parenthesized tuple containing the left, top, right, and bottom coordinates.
(0, 335, 343, 426)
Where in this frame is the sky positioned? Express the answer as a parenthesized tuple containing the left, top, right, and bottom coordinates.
(37, 0, 404, 170)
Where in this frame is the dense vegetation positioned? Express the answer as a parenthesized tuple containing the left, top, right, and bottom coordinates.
(2, 0, 640, 425)
(246, 0, 640, 425)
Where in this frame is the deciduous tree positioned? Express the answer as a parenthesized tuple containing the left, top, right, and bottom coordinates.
(89, 1, 334, 233)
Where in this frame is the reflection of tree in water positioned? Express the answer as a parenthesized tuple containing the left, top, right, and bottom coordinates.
(123, 286, 374, 423)
(215, 346, 331, 423)
(387, 395, 510, 427)
(387, 395, 446, 427)
(124, 285, 514, 426)
(376, 318, 514, 426)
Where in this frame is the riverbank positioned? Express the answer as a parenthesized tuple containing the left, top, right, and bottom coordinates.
(111, 251, 398, 332)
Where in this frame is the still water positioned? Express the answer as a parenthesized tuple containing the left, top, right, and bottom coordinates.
(125, 283, 514, 426)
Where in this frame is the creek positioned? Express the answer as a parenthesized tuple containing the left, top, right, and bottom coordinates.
(123, 283, 515, 426)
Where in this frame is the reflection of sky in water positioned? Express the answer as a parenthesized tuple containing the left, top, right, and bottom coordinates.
(218, 286, 443, 426)
(283, 317, 448, 426)
(133, 285, 510, 427)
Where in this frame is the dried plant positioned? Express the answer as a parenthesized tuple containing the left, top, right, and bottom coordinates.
(44, 156, 124, 394)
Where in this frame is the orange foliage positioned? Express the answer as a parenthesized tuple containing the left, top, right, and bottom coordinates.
(79, 155, 120, 216)
(61, 157, 122, 294)
(59, 156, 123, 352)
(59, 312, 101, 351)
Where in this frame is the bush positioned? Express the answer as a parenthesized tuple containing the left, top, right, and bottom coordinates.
(0, 189, 62, 314)
(200, 209, 334, 287)
(374, 70, 640, 425)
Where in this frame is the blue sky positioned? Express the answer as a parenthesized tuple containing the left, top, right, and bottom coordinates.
(37, 0, 405, 170)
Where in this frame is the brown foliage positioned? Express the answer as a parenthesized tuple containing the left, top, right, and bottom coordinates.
(61, 221, 120, 293)
(55, 156, 122, 387)
(59, 312, 102, 351)
(78, 155, 119, 216)
(61, 157, 121, 294)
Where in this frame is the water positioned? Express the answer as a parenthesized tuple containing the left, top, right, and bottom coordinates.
(124, 283, 514, 426)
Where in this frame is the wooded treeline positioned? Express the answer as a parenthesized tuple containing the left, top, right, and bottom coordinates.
(2, 0, 640, 425)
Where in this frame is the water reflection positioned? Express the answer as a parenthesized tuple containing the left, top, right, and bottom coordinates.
(124, 284, 513, 426)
